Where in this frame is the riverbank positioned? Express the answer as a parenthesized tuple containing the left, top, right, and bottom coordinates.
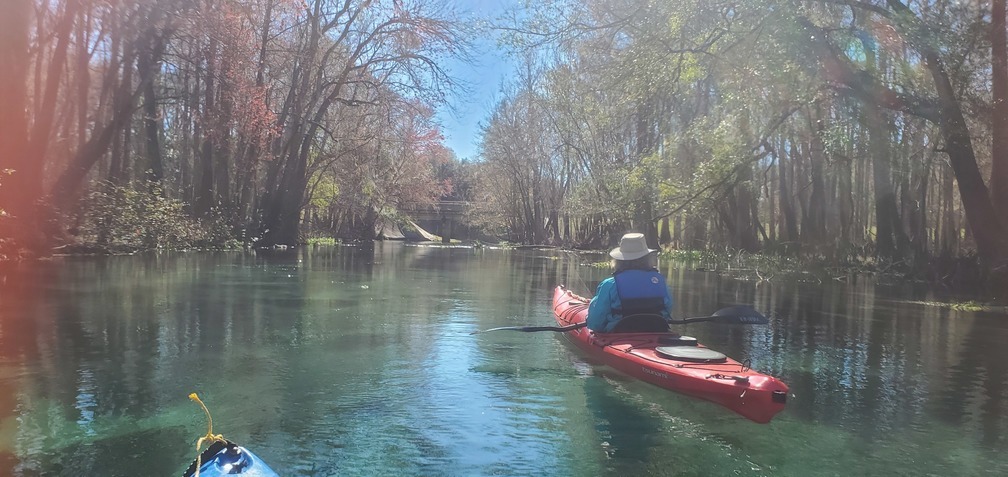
(3, 234, 1005, 304)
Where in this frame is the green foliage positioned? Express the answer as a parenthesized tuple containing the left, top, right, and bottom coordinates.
(660, 247, 831, 282)
(587, 259, 612, 269)
(306, 237, 339, 246)
(309, 175, 340, 210)
(657, 245, 907, 284)
(77, 182, 238, 252)
(908, 300, 989, 312)
(661, 248, 720, 263)
(948, 301, 985, 312)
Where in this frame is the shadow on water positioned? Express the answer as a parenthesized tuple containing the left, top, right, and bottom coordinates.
(661, 267, 1006, 441)
(18, 425, 190, 476)
(580, 376, 662, 463)
(939, 309, 1008, 448)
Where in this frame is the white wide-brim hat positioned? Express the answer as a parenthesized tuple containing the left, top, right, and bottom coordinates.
(609, 233, 655, 260)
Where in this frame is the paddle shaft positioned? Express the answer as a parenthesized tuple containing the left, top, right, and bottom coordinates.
(669, 314, 764, 325)
(471, 322, 587, 334)
(473, 305, 767, 334)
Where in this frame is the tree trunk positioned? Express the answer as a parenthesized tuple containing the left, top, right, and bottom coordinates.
(991, 0, 1008, 228)
(215, 54, 233, 210)
(914, 157, 930, 258)
(258, 1, 329, 247)
(778, 141, 799, 249)
(26, 0, 79, 205)
(803, 108, 829, 247)
(48, 26, 169, 212)
(549, 210, 560, 243)
(75, 13, 91, 152)
(121, 101, 134, 182)
(865, 106, 906, 260)
(940, 162, 957, 255)
(730, 170, 760, 252)
(766, 149, 777, 245)
(194, 35, 218, 216)
(180, 59, 195, 203)
(138, 40, 164, 182)
(0, 0, 31, 219)
(659, 217, 671, 245)
(235, 0, 274, 232)
(50, 78, 143, 212)
(923, 52, 1007, 264)
(854, 131, 869, 245)
(835, 152, 854, 251)
(111, 56, 135, 185)
(261, 132, 310, 246)
(889, 0, 1008, 265)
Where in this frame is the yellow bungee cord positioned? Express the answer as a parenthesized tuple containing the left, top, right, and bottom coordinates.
(189, 392, 227, 477)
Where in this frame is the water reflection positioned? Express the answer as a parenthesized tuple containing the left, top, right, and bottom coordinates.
(0, 245, 1006, 475)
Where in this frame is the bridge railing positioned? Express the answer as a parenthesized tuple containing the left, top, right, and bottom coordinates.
(399, 201, 470, 215)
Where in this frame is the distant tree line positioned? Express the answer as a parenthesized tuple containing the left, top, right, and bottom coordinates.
(2, 0, 1007, 284)
(0, 0, 462, 257)
(467, 0, 1008, 281)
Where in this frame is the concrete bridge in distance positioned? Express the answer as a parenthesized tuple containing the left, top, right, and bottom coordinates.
(402, 200, 476, 243)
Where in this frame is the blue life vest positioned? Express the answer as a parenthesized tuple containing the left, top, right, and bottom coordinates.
(613, 269, 667, 316)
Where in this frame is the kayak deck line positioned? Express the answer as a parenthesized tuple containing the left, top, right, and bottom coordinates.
(624, 348, 752, 372)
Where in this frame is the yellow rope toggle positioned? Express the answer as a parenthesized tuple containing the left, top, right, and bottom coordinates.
(189, 392, 227, 477)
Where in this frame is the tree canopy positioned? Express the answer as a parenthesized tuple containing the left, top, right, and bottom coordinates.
(474, 0, 1008, 278)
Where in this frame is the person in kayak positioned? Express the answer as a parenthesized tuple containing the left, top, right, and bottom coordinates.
(586, 232, 673, 332)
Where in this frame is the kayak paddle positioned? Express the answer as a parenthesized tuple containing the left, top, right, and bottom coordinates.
(470, 322, 587, 334)
(669, 305, 769, 325)
(472, 305, 768, 334)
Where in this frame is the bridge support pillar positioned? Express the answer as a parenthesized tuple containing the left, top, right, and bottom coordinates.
(441, 215, 451, 243)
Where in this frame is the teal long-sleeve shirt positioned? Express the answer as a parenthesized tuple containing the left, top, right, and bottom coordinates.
(586, 276, 674, 332)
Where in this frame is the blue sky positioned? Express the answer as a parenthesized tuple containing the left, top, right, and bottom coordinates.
(434, 0, 516, 161)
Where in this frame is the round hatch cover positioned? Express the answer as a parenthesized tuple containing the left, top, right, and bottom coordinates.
(655, 346, 727, 363)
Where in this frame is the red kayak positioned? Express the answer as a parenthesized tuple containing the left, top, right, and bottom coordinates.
(552, 285, 788, 423)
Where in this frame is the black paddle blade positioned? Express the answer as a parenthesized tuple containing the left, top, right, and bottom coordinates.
(709, 305, 769, 324)
(470, 322, 587, 334)
(671, 306, 769, 325)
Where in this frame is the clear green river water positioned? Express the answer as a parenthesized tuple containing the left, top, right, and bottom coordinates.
(1, 243, 1006, 476)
